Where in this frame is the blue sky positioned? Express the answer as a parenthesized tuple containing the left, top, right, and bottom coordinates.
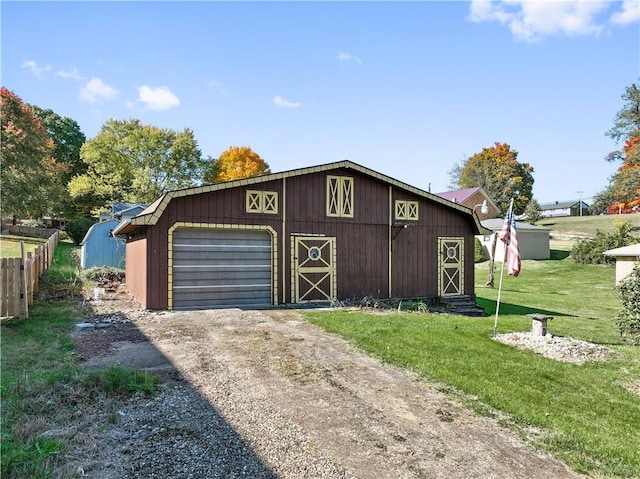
(2, 1, 639, 204)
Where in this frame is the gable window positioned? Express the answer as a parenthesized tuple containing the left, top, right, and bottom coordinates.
(246, 190, 278, 214)
(395, 200, 419, 220)
(327, 176, 354, 218)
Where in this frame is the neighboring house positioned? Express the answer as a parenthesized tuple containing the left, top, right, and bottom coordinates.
(114, 160, 486, 311)
(434, 187, 501, 221)
(479, 218, 551, 261)
(80, 219, 126, 269)
(117, 205, 147, 221)
(99, 202, 148, 222)
(603, 244, 640, 285)
(539, 200, 589, 218)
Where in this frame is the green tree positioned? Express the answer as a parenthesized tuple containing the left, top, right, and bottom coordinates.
(605, 82, 640, 145)
(205, 146, 271, 183)
(30, 105, 87, 217)
(69, 119, 206, 212)
(0, 87, 66, 220)
(597, 82, 640, 213)
(523, 199, 542, 224)
(65, 217, 94, 245)
(450, 142, 534, 215)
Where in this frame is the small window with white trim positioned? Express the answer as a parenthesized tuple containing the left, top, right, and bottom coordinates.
(327, 176, 354, 218)
(246, 190, 278, 214)
(395, 200, 419, 220)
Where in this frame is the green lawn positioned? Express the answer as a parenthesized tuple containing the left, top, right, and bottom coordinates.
(538, 213, 640, 238)
(1, 243, 157, 478)
(0, 235, 49, 258)
(304, 253, 640, 478)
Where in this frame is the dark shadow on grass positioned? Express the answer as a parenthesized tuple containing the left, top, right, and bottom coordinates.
(71, 309, 280, 479)
(476, 298, 575, 318)
(549, 249, 571, 260)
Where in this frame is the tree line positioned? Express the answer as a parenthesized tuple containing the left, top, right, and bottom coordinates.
(1, 87, 270, 221)
(2, 82, 638, 223)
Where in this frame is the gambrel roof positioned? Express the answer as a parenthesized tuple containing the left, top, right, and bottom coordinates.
(114, 160, 486, 235)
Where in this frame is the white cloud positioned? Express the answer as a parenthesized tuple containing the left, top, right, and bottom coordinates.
(21, 60, 51, 77)
(137, 85, 180, 111)
(338, 51, 363, 65)
(79, 78, 118, 103)
(56, 67, 85, 81)
(208, 80, 228, 95)
(611, 0, 640, 25)
(273, 95, 302, 109)
(468, 0, 618, 42)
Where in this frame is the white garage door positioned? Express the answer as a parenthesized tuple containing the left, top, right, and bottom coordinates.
(172, 228, 272, 309)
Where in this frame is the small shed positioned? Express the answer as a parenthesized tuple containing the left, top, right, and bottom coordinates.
(603, 243, 640, 285)
(80, 219, 126, 269)
(479, 218, 551, 261)
(114, 160, 487, 310)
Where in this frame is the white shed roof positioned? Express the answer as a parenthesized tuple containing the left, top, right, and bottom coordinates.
(603, 243, 640, 257)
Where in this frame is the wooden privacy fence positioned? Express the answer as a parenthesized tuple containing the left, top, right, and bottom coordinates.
(1, 230, 60, 319)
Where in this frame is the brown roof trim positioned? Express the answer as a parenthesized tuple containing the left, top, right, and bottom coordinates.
(113, 160, 485, 235)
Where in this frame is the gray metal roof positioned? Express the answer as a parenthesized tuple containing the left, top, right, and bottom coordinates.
(480, 218, 551, 232)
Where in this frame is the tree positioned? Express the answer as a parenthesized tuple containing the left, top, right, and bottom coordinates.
(605, 83, 640, 144)
(597, 82, 640, 213)
(205, 146, 271, 183)
(523, 199, 542, 224)
(450, 142, 534, 215)
(1, 87, 66, 220)
(65, 217, 94, 246)
(69, 119, 206, 213)
(30, 105, 87, 217)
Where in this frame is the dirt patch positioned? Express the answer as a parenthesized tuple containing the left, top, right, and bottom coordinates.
(65, 294, 586, 479)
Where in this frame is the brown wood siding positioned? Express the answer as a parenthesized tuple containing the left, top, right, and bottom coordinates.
(391, 195, 475, 298)
(125, 237, 148, 308)
(137, 167, 477, 309)
(144, 180, 284, 309)
(285, 169, 390, 300)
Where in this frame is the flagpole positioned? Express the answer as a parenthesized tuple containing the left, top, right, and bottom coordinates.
(493, 198, 514, 337)
(493, 240, 508, 337)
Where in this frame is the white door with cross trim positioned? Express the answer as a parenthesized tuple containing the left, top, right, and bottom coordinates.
(292, 236, 336, 302)
(438, 237, 464, 296)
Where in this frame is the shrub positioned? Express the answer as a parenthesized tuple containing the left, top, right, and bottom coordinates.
(474, 237, 486, 263)
(614, 265, 640, 345)
(571, 220, 635, 264)
(65, 218, 94, 245)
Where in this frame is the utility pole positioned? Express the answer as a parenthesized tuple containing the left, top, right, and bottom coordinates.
(577, 190, 583, 216)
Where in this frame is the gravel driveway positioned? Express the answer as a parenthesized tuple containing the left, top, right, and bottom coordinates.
(67, 295, 585, 479)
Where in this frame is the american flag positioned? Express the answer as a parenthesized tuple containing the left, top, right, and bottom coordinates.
(498, 205, 521, 277)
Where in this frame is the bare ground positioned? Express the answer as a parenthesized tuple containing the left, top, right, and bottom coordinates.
(66, 292, 586, 479)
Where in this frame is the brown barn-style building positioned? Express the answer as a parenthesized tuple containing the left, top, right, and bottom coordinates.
(114, 160, 487, 311)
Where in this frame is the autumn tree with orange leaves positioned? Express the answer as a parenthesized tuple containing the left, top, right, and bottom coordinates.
(450, 142, 534, 215)
(0, 87, 67, 220)
(204, 146, 271, 183)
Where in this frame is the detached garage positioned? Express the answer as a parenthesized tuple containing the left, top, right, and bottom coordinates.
(114, 160, 486, 310)
(170, 227, 274, 309)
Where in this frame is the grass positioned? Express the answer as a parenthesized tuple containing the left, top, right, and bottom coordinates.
(0, 235, 48, 258)
(1, 242, 159, 478)
(303, 251, 640, 478)
(538, 213, 640, 238)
